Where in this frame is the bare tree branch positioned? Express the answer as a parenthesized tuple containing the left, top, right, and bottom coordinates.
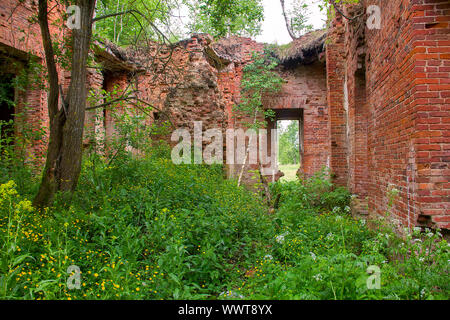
(93, 9, 137, 22)
(87, 95, 175, 129)
(280, 0, 298, 40)
(329, 0, 365, 21)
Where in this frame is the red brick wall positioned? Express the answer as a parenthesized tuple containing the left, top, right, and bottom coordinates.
(341, 2, 370, 216)
(265, 62, 329, 177)
(0, 0, 63, 159)
(214, 37, 330, 181)
(363, 0, 419, 229)
(102, 72, 129, 140)
(215, 37, 264, 130)
(133, 40, 192, 130)
(409, 0, 449, 229)
(327, 14, 349, 187)
(137, 35, 227, 145)
(337, 0, 450, 230)
(0, 0, 93, 161)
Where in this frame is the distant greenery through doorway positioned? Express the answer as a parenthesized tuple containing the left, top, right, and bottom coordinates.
(277, 120, 300, 182)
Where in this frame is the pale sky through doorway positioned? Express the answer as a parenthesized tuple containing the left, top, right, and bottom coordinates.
(256, 0, 327, 45)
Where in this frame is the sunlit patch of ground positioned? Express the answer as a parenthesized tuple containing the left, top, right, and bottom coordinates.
(278, 164, 299, 182)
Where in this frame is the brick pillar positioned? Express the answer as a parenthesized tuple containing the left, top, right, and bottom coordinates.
(326, 15, 348, 186)
(411, 0, 450, 229)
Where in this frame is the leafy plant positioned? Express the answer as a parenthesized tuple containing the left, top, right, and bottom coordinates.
(185, 0, 264, 39)
(235, 50, 283, 130)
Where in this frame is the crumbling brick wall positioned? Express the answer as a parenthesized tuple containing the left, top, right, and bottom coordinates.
(408, 0, 450, 229)
(0, 0, 65, 159)
(1, 0, 448, 231)
(327, 14, 349, 188)
(138, 34, 228, 153)
(161, 35, 227, 134)
(334, 0, 450, 230)
(0, 0, 113, 159)
(267, 61, 329, 177)
(213, 36, 330, 182)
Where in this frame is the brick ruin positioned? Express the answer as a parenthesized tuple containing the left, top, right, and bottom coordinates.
(0, 0, 449, 230)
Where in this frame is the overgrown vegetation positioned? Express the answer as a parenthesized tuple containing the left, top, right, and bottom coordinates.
(0, 147, 271, 299)
(239, 173, 449, 299)
(1, 144, 448, 299)
(235, 50, 284, 129)
(1, 0, 448, 301)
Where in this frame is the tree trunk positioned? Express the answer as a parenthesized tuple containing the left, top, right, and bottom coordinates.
(34, 0, 97, 208)
(280, 0, 298, 40)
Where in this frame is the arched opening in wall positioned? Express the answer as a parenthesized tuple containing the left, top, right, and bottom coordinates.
(269, 109, 304, 182)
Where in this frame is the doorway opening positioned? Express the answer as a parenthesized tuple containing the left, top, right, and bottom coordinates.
(0, 72, 16, 146)
(267, 109, 303, 182)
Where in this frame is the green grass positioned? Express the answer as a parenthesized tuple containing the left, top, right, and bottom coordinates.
(278, 164, 299, 182)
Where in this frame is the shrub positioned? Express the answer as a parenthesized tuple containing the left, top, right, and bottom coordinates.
(271, 168, 351, 212)
(235, 179, 449, 300)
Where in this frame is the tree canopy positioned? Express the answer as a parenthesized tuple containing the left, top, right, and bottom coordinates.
(94, 0, 266, 46)
(184, 0, 264, 39)
(94, 0, 180, 45)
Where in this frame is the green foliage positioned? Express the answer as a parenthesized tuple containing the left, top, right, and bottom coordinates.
(271, 168, 351, 211)
(234, 176, 449, 300)
(0, 157, 448, 300)
(95, 0, 178, 45)
(0, 153, 272, 299)
(235, 50, 284, 129)
(185, 0, 264, 39)
(84, 81, 169, 167)
(94, 0, 264, 45)
(0, 80, 14, 111)
(278, 121, 300, 165)
(286, 0, 315, 37)
(0, 117, 43, 197)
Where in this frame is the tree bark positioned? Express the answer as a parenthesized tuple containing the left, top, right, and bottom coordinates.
(280, 0, 298, 40)
(34, 0, 97, 208)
